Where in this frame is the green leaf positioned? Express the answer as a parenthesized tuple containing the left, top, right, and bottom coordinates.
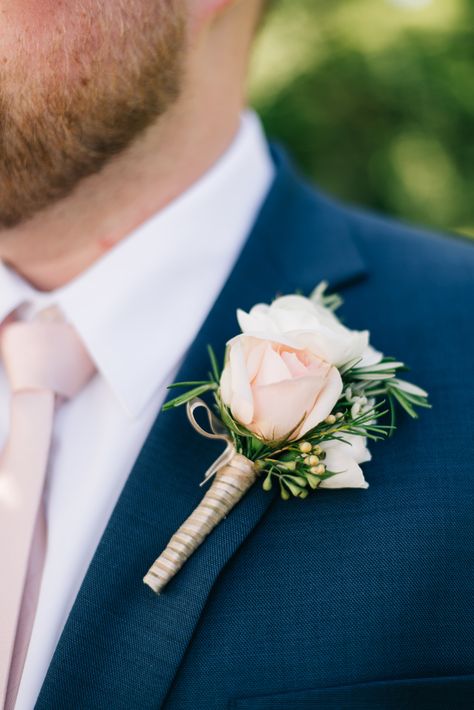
(207, 345, 221, 383)
(167, 381, 213, 389)
(388, 392, 397, 436)
(214, 397, 256, 440)
(339, 357, 363, 376)
(319, 469, 343, 481)
(388, 386, 419, 418)
(250, 437, 265, 456)
(347, 372, 396, 381)
(162, 383, 216, 411)
(353, 361, 405, 373)
(393, 390, 431, 408)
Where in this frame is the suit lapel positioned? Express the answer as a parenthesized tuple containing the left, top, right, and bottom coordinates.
(36, 148, 368, 709)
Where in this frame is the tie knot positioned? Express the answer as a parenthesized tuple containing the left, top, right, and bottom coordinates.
(0, 319, 96, 399)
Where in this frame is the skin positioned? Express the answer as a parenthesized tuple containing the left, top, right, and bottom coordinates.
(0, 0, 263, 290)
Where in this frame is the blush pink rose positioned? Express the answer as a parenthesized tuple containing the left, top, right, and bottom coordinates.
(220, 335, 343, 442)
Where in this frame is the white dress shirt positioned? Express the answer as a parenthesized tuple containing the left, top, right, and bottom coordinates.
(0, 110, 274, 710)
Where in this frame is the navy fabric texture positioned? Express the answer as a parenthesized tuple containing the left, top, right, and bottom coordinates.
(36, 148, 474, 709)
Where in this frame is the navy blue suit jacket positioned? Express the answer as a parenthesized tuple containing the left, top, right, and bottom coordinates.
(36, 148, 474, 709)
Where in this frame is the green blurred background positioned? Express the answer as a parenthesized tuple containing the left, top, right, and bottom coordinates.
(249, 0, 473, 237)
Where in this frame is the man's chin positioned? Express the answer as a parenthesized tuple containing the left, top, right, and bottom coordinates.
(0, 83, 178, 230)
(0, 1, 186, 231)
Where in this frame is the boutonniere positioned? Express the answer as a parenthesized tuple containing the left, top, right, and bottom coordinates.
(144, 283, 430, 594)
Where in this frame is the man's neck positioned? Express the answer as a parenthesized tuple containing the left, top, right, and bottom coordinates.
(0, 101, 241, 292)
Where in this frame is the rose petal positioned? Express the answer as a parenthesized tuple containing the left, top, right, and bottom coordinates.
(236, 295, 371, 368)
(295, 327, 369, 367)
(319, 442, 369, 489)
(280, 350, 309, 378)
(358, 345, 383, 367)
(298, 366, 343, 436)
(243, 338, 267, 381)
(252, 375, 328, 441)
(253, 343, 292, 386)
(220, 362, 232, 404)
(323, 435, 372, 464)
(227, 339, 254, 425)
(237, 305, 276, 334)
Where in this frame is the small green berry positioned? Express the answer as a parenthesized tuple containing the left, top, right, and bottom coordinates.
(306, 473, 320, 489)
(280, 486, 290, 501)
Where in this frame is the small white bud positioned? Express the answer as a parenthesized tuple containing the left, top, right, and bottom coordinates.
(351, 402, 361, 418)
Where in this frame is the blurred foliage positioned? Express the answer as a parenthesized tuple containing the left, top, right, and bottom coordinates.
(249, 0, 474, 236)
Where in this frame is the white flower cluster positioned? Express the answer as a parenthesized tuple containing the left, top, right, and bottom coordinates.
(344, 386, 376, 420)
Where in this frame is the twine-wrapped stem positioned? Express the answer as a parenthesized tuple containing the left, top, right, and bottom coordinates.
(143, 453, 257, 594)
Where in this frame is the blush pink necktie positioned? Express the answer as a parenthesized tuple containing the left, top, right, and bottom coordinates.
(0, 312, 95, 710)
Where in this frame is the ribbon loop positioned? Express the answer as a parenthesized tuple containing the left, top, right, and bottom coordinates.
(186, 398, 236, 486)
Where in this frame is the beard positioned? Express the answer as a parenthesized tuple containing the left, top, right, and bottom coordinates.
(0, 1, 186, 228)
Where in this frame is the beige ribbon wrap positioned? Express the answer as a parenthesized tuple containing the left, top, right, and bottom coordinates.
(143, 398, 258, 595)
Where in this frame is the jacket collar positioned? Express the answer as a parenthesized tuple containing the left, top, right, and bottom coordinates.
(36, 147, 368, 709)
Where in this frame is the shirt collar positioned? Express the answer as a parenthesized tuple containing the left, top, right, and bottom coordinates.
(0, 111, 275, 417)
(0, 265, 36, 324)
